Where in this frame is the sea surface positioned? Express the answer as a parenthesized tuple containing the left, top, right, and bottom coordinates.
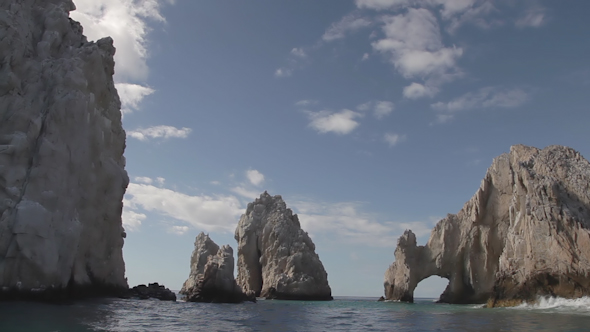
(2, 295, 590, 331)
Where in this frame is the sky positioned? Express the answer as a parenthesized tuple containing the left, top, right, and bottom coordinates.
(69, 0, 590, 297)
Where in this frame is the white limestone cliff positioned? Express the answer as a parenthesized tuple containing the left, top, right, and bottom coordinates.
(0, 0, 128, 298)
(235, 192, 332, 300)
(180, 232, 251, 303)
(384, 145, 590, 306)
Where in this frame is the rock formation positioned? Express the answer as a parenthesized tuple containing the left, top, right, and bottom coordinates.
(180, 233, 252, 303)
(129, 283, 176, 301)
(0, 1, 128, 299)
(235, 192, 332, 300)
(384, 145, 590, 306)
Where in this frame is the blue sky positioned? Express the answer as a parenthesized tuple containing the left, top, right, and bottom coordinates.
(70, 0, 590, 297)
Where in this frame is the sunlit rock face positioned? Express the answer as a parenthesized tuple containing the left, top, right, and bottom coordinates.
(0, 0, 128, 298)
(180, 233, 251, 303)
(235, 192, 332, 300)
(384, 145, 590, 306)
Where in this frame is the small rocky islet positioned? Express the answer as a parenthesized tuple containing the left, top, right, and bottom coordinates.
(1, 0, 590, 308)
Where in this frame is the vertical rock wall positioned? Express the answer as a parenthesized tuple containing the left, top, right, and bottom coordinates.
(0, 0, 128, 297)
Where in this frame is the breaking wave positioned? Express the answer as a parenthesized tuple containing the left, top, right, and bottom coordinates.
(510, 296, 590, 315)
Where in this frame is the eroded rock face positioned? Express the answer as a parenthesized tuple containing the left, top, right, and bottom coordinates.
(235, 192, 332, 300)
(180, 233, 251, 303)
(384, 145, 590, 305)
(0, 0, 128, 299)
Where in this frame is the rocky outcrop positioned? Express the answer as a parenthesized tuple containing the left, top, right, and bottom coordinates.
(180, 233, 252, 303)
(0, 1, 128, 299)
(384, 145, 590, 306)
(235, 192, 332, 300)
(129, 283, 176, 301)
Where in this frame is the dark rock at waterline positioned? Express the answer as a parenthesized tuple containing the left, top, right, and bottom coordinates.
(128, 283, 176, 301)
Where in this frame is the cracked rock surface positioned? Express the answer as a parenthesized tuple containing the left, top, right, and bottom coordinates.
(0, 0, 128, 299)
(235, 192, 332, 300)
(384, 145, 590, 306)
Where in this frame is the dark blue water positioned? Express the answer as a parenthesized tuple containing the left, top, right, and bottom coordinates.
(2, 296, 590, 331)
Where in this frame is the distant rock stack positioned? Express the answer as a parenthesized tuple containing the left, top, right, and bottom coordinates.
(235, 192, 332, 300)
(180, 233, 252, 303)
(0, 1, 128, 300)
(384, 145, 590, 306)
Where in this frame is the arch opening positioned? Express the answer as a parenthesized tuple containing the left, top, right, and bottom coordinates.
(414, 276, 449, 301)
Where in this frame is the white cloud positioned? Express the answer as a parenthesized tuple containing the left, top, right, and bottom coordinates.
(516, 8, 546, 28)
(122, 207, 146, 232)
(71, 0, 170, 82)
(125, 183, 243, 233)
(134, 176, 153, 184)
(403, 82, 438, 99)
(168, 225, 189, 235)
(373, 8, 463, 80)
(246, 169, 265, 186)
(355, 0, 411, 10)
(210, 181, 221, 185)
(384, 132, 406, 147)
(374, 101, 394, 119)
(128, 125, 192, 141)
(291, 48, 307, 57)
(230, 186, 261, 200)
(275, 68, 292, 78)
(431, 87, 530, 123)
(295, 99, 318, 106)
(115, 83, 154, 114)
(307, 109, 362, 135)
(361, 53, 370, 61)
(323, 14, 372, 42)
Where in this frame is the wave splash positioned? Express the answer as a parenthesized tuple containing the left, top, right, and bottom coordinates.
(511, 296, 590, 314)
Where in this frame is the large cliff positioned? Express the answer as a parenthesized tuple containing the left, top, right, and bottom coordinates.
(0, 0, 128, 299)
(235, 192, 332, 300)
(384, 145, 590, 306)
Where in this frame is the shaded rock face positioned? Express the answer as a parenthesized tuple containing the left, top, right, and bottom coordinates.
(180, 233, 252, 303)
(0, 0, 128, 299)
(384, 145, 590, 305)
(235, 192, 332, 300)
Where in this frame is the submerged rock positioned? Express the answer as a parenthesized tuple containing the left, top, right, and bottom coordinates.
(384, 145, 590, 306)
(129, 283, 176, 301)
(180, 233, 252, 303)
(0, 1, 128, 300)
(235, 192, 332, 301)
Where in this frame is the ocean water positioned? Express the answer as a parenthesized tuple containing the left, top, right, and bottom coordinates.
(2, 296, 590, 332)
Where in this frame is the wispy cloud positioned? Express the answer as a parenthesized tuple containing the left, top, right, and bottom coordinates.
(122, 208, 146, 232)
(128, 125, 192, 141)
(275, 68, 292, 78)
(125, 183, 243, 233)
(230, 186, 261, 200)
(115, 83, 155, 114)
(295, 99, 318, 106)
(290, 199, 436, 247)
(431, 87, 530, 123)
(374, 101, 395, 119)
(291, 48, 307, 57)
(168, 225, 189, 235)
(307, 109, 362, 135)
(403, 82, 438, 99)
(134, 176, 153, 184)
(384, 132, 406, 147)
(323, 13, 372, 42)
(516, 7, 546, 28)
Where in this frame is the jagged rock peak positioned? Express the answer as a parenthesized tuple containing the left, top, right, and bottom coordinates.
(384, 145, 590, 306)
(235, 192, 332, 300)
(0, 0, 128, 300)
(180, 232, 252, 303)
